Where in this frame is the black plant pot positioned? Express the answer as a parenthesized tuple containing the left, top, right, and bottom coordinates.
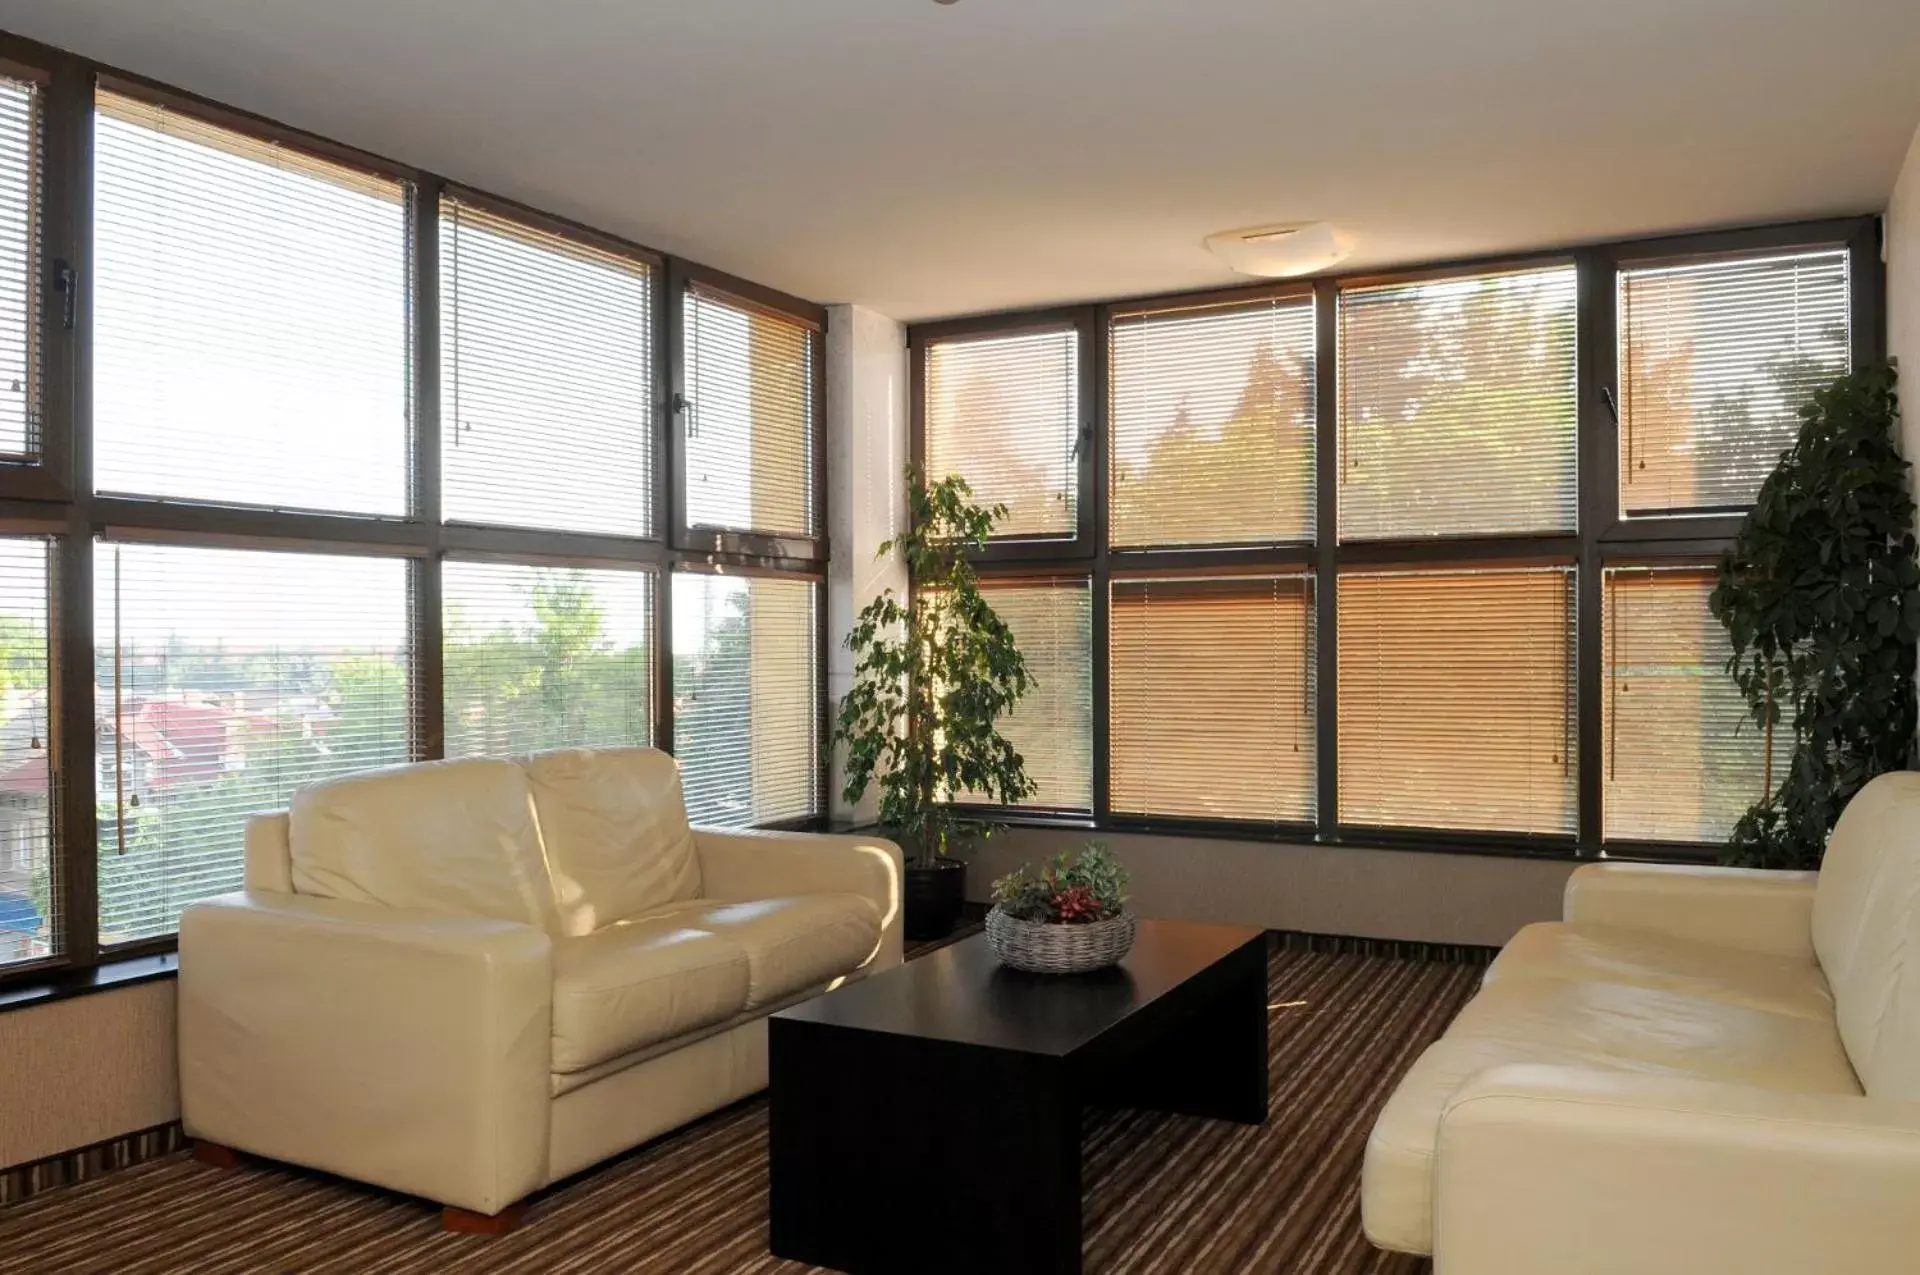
(903, 857, 967, 942)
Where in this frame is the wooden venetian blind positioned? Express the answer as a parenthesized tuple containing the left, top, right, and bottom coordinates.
(0, 536, 52, 967)
(91, 90, 410, 515)
(683, 286, 818, 539)
(1110, 574, 1315, 822)
(1338, 567, 1574, 834)
(957, 578, 1092, 811)
(441, 198, 655, 537)
(1603, 565, 1784, 843)
(924, 328, 1080, 539)
(1618, 249, 1850, 516)
(672, 572, 818, 828)
(1339, 266, 1577, 539)
(1109, 296, 1315, 548)
(0, 72, 41, 462)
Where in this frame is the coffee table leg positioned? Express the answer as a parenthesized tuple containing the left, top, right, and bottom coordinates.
(771, 1020, 1082, 1274)
(1099, 940, 1269, 1125)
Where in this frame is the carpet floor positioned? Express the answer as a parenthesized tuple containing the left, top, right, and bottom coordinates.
(0, 944, 1478, 1274)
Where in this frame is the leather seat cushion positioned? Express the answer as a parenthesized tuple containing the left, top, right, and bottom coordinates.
(550, 909, 751, 1074)
(680, 894, 884, 1009)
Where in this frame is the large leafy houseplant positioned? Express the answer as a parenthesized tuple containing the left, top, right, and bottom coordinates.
(1710, 363, 1918, 869)
(834, 468, 1035, 868)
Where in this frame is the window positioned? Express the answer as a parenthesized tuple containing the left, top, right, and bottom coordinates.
(443, 561, 653, 757)
(95, 543, 413, 944)
(0, 70, 42, 463)
(672, 572, 818, 828)
(1338, 567, 1575, 835)
(1603, 565, 1783, 843)
(924, 327, 1080, 540)
(683, 286, 818, 539)
(0, 538, 51, 966)
(1618, 248, 1851, 516)
(1109, 296, 1315, 548)
(440, 198, 656, 537)
(1110, 574, 1314, 823)
(1339, 266, 1577, 539)
(962, 578, 1092, 812)
(91, 90, 410, 514)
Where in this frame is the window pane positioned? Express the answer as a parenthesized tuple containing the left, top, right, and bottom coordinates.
(1338, 567, 1575, 834)
(441, 199, 655, 536)
(0, 539, 51, 966)
(92, 91, 410, 514)
(443, 561, 653, 757)
(1111, 574, 1315, 822)
(0, 72, 42, 460)
(924, 328, 1079, 539)
(1110, 297, 1315, 548)
(1619, 249, 1850, 516)
(672, 572, 817, 827)
(683, 287, 816, 538)
(1339, 266, 1577, 539)
(959, 578, 1092, 812)
(96, 543, 412, 943)
(1603, 565, 1783, 842)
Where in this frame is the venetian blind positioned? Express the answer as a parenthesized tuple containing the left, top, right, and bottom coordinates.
(924, 328, 1079, 539)
(91, 91, 411, 515)
(95, 542, 414, 943)
(1618, 249, 1851, 516)
(1603, 565, 1783, 843)
(672, 572, 818, 827)
(440, 199, 655, 536)
(0, 537, 52, 966)
(1109, 296, 1315, 548)
(443, 560, 653, 758)
(958, 578, 1092, 811)
(1339, 266, 1578, 539)
(683, 287, 817, 538)
(1338, 567, 1575, 834)
(0, 73, 42, 461)
(1110, 574, 1315, 822)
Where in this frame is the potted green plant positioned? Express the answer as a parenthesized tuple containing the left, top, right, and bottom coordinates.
(986, 842, 1134, 974)
(1711, 362, 1918, 869)
(835, 467, 1036, 940)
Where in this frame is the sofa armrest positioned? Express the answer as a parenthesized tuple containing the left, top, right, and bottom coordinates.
(178, 891, 552, 1214)
(694, 828, 904, 973)
(1434, 1064, 1920, 1275)
(1563, 861, 1818, 960)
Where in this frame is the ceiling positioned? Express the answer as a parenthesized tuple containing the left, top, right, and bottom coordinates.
(4, 0, 1919, 322)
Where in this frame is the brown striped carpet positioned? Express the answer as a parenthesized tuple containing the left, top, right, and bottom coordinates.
(0, 944, 1478, 1274)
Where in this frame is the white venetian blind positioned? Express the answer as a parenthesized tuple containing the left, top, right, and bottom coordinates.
(0, 537, 52, 967)
(1339, 567, 1575, 834)
(1110, 574, 1315, 822)
(440, 198, 655, 536)
(0, 72, 42, 461)
(1618, 249, 1851, 516)
(91, 90, 411, 514)
(1109, 296, 1315, 548)
(1603, 565, 1784, 843)
(443, 560, 653, 758)
(959, 578, 1092, 812)
(683, 286, 817, 538)
(924, 327, 1079, 539)
(1339, 266, 1578, 539)
(95, 542, 414, 943)
(672, 572, 818, 827)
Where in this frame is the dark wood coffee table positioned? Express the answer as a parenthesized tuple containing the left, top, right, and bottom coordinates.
(768, 917, 1268, 1274)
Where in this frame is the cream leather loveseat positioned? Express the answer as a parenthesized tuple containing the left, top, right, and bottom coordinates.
(177, 747, 902, 1225)
(1363, 771, 1920, 1274)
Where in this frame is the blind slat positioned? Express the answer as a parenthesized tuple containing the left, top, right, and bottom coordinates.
(924, 328, 1079, 539)
(0, 537, 52, 967)
(0, 75, 41, 462)
(957, 578, 1092, 812)
(684, 288, 817, 539)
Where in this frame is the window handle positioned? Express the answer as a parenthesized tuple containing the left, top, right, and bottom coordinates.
(53, 260, 76, 332)
(674, 392, 696, 438)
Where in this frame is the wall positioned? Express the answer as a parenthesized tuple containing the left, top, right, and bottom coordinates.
(0, 982, 178, 1170)
(1893, 118, 1920, 467)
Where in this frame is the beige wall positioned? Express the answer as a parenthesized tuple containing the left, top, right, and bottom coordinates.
(0, 981, 179, 1170)
(1892, 118, 1920, 462)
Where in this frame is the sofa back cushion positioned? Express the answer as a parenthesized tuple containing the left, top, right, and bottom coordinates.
(523, 747, 701, 937)
(289, 757, 560, 932)
(1812, 770, 1920, 1099)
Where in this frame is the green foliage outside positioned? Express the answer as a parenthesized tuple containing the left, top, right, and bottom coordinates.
(990, 841, 1128, 924)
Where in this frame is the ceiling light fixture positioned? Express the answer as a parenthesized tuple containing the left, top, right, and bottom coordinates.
(1205, 221, 1352, 278)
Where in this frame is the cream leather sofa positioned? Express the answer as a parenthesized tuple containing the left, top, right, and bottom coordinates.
(1363, 771, 1920, 1275)
(177, 747, 902, 1224)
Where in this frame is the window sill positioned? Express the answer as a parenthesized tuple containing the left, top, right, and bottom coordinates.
(0, 953, 178, 1014)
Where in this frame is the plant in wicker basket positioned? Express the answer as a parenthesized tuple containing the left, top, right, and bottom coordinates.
(987, 843, 1136, 974)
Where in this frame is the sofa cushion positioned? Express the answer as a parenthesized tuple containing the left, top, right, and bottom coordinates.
(678, 894, 883, 1009)
(550, 906, 751, 1074)
(1361, 974, 1861, 1256)
(1486, 921, 1835, 1021)
(524, 747, 702, 937)
(289, 758, 559, 932)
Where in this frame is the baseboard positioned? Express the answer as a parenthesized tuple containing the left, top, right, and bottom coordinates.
(1271, 928, 1498, 966)
(0, 1122, 185, 1207)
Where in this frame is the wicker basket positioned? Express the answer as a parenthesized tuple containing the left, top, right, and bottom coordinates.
(985, 907, 1138, 974)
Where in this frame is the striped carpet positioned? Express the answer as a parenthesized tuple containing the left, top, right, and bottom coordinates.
(0, 944, 1479, 1274)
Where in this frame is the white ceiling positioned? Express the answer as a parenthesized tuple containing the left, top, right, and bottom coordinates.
(4, 0, 1920, 321)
